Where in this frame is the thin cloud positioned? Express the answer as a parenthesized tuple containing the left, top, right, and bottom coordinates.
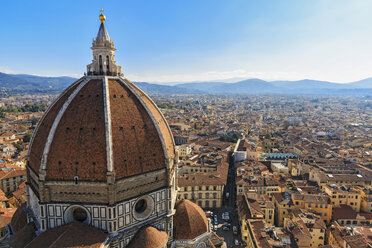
(126, 70, 319, 84)
(0, 66, 16, 74)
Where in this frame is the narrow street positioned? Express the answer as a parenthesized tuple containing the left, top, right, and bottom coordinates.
(207, 152, 243, 248)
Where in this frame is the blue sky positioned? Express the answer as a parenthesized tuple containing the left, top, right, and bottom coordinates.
(2, 0, 372, 83)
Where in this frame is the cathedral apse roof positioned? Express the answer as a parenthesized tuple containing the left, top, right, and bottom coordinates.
(173, 199, 209, 240)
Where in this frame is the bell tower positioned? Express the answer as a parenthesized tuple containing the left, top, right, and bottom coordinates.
(87, 10, 122, 76)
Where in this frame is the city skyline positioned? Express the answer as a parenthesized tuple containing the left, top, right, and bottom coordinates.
(3, 0, 372, 83)
(0, 3, 371, 247)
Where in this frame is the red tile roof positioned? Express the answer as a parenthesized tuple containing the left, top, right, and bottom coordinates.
(9, 222, 37, 248)
(0, 169, 26, 180)
(0, 188, 8, 202)
(27, 77, 175, 182)
(10, 203, 27, 233)
(28, 80, 81, 176)
(25, 221, 107, 248)
(173, 199, 208, 239)
(127, 226, 168, 248)
(332, 205, 357, 220)
(10, 181, 26, 205)
(108, 79, 170, 178)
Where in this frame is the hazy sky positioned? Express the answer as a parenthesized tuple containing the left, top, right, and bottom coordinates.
(2, 0, 372, 83)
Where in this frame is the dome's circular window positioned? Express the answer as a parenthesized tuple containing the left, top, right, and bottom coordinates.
(64, 205, 91, 225)
(132, 195, 154, 221)
(135, 199, 147, 213)
(73, 207, 88, 222)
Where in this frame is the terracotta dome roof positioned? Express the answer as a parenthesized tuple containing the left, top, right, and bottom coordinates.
(173, 199, 208, 239)
(23, 221, 107, 248)
(10, 202, 27, 233)
(9, 222, 37, 248)
(28, 77, 175, 181)
(127, 226, 168, 248)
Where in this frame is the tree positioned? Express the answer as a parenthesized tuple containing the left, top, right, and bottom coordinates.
(13, 142, 23, 152)
(23, 133, 32, 143)
(265, 133, 271, 139)
(157, 102, 174, 109)
(31, 119, 39, 126)
(219, 132, 242, 143)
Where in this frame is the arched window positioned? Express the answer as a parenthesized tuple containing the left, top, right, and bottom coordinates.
(99, 55, 103, 74)
(106, 55, 110, 73)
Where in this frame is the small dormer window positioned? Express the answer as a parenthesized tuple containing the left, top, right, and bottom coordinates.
(74, 176, 79, 184)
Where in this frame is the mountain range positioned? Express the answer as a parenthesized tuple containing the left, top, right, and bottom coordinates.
(0, 72, 76, 91)
(0, 72, 371, 95)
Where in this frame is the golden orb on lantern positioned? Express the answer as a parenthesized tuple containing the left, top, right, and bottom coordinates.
(99, 9, 106, 23)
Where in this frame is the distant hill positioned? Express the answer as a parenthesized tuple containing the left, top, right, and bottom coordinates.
(0, 72, 371, 95)
(177, 82, 226, 93)
(14, 74, 77, 90)
(272, 79, 341, 89)
(178, 79, 276, 94)
(0, 72, 76, 91)
(176, 78, 372, 95)
(347, 78, 372, 88)
(0, 72, 201, 95)
(134, 82, 201, 94)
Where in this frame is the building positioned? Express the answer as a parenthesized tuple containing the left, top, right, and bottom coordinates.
(284, 209, 326, 248)
(0, 169, 26, 195)
(0, 132, 17, 144)
(354, 187, 372, 213)
(237, 195, 250, 245)
(245, 220, 291, 248)
(272, 192, 293, 227)
(236, 176, 280, 200)
(287, 158, 300, 177)
(245, 193, 275, 225)
(327, 221, 372, 248)
(177, 173, 226, 208)
(0, 189, 8, 208)
(291, 193, 332, 223)
(8, 181, 26, 208)
(181, 152, 227, 175)
(324, 184, 361, 212)
(234, 139, 247, 162)
(332, 205, 372, 226)
(0, 208, 16, 239)
(7, 11, 225, 248)
(309, 166, 372, 189)
(174, 135, 189, 146)
(176, 144, 192, 160)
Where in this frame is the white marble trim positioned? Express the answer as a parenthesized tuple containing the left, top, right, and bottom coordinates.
(40, 77, 91, 171)
(103, 76, 114, 172)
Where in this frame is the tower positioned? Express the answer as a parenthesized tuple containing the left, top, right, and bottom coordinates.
(87, 10, 122, 76)
(25, 11, 177, 247)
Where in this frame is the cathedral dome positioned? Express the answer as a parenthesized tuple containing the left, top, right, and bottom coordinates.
(23, 11, 180, 246)
(28, 77, 175, 182)
(127, 226, 168, 248)
(173, 199, 209, 239)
